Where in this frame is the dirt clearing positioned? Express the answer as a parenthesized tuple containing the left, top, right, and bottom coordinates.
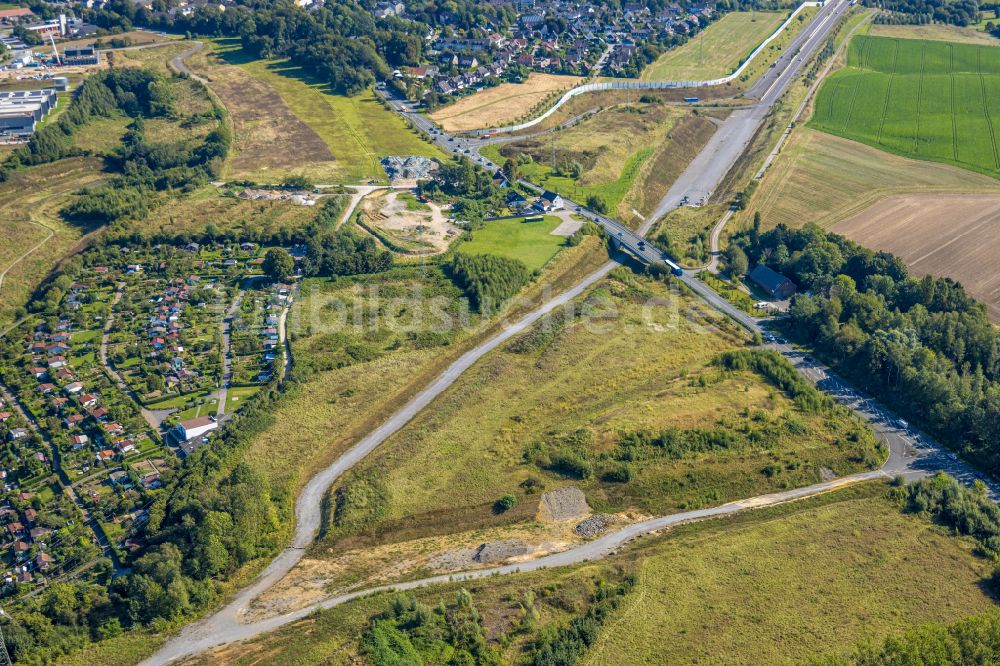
(430, 73, 584, 132)
(832, 194, 1000, 320)
(361, 190, 458, 254)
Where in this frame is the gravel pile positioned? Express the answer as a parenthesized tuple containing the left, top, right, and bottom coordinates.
(474, 540, 530, 563)
(575, 514, 616, 538)
(381, 156, 438, 180)
(538, 487, 590, 522)
(426, 540, 531, 571)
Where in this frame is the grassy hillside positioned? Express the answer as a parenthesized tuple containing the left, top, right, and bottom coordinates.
(288, 272, 881, 599)
(641, 10, 787, 81)
(811, 35, 1000, 178)
(583, 485, 995, 665)
(192, 39, 446, 183)
(182, 484, 996, 666)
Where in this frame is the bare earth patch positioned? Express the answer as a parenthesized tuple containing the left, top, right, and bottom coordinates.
(832, 194, 1000, 320)
(431, 73, 584, 132)
(362, 190, 459, 254)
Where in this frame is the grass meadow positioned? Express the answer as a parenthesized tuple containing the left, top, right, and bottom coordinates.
(583, 483, 995, 666)
(193, 39, 446, 183)
(640, 10, 787, 81)
(458, 216, 567, 271)
(0, 158, 108, 325)
(315, 271, 879, 557)
(488, 103, 718, 222)
(811, 35, 1000, 178)
(237, 238, 608, 546)
(186, 484, 995, 666)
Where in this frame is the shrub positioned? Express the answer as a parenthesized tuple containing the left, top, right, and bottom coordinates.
(495, 494, 518, 512)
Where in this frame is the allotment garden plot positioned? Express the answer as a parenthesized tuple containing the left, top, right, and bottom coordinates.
(811, 35, 1000, 178)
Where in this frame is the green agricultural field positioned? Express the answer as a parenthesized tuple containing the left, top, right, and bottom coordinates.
(641, 10, 787, 81)
(458, 216, 567, 271)
(811, 35, 1000, 178)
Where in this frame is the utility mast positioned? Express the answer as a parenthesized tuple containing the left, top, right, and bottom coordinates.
(48, 31, 61, 66)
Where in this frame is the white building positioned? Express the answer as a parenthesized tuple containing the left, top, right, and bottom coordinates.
(173, 416, 217, 442)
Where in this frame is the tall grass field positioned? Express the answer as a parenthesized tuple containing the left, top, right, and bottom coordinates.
(811, 35, 1000, 178)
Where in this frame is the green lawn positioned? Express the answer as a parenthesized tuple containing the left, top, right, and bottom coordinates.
(458, 216, 567, 271)
(214, 41, 447, 183)
(641, 10, 788, 81)
(811, 35, 1000, 178)
(145, 388, 213, 410)
(71, 329, 100, 344)
(224, 385, 260, 413)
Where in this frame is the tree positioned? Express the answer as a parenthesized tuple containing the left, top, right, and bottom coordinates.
(262, 248, 294, 281)
(586, 195, 608, 214)
(726, 245, 749, 277)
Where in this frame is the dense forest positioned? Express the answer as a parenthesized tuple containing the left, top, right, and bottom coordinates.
(730, 222, 1000, 473)
(450, 253, 531, 311)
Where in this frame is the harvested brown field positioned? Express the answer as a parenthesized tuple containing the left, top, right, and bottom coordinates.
(745, 129, 1000, 229)
(832, 194, 1000, 320)
(430, 73, 584, 132)
(185, 46, 334, 180)
(868, 23, 1000, 46)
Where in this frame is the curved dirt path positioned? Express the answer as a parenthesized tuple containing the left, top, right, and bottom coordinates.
(168, 41, 207, 84)
(141, 260, 618, 666)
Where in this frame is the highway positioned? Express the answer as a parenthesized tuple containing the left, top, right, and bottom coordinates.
(140, 2, 995, 662)
(378, 0, 851, 269)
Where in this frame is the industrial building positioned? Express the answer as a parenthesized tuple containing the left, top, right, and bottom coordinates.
(0, 89, 60, 142)
(62, 47, 100, 66)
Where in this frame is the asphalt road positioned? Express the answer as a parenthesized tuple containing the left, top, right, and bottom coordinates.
(142, 8, 993, 661)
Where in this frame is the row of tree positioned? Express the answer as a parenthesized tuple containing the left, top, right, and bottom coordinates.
(863, 0, 980, 26)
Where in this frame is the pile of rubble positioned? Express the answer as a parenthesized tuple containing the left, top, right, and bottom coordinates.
(426, 539, 531, 571)
(575, 514, 616, 538)
(381, 156, 438, 180)
(538, 486, 590, 522)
